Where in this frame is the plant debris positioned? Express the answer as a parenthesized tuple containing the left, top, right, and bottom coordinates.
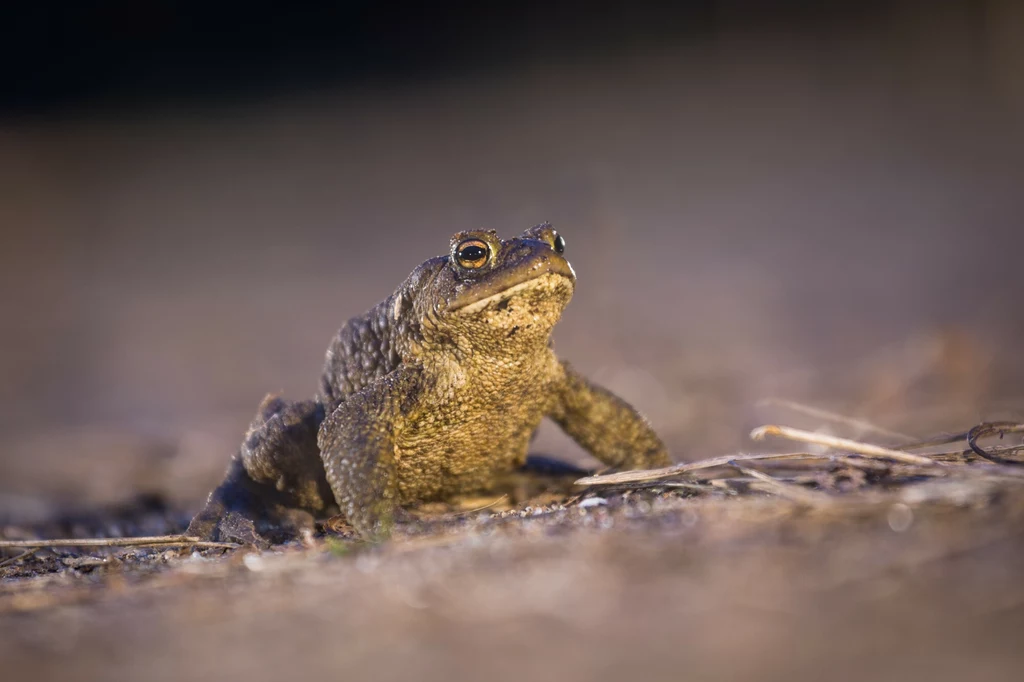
(575, 419, 1024, 512)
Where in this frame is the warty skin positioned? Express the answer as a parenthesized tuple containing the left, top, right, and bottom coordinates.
(189, 223, 669, 542)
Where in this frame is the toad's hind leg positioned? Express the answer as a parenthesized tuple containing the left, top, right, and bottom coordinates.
(187, 395, 332, 544)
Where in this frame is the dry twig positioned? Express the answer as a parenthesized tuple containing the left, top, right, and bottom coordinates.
(750, 425, 938, 466)
(758, 398, 917, 442)
(454, 494, 510, 516)
(0, 535, 238, 551)
(0, 548, 40, 569)
(893, 431, 973, 451)
(728, 461, 835, 506)
(968, 422, 1024, 465)
(575, 452, 818, 486)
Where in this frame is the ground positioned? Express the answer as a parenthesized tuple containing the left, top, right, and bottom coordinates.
(3, 480, 1024, 682)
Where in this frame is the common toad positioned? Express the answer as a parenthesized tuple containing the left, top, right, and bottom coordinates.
(188, 224, 669, 542)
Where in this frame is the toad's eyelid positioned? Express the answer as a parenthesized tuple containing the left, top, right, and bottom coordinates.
(457, 238, 488, 250)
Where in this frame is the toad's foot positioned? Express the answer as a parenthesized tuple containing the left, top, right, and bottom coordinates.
(186, 456, 319, 547)
(187, 395, 332, 546)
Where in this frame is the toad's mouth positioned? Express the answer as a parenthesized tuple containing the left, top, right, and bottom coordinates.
(452, 269, 575, 315)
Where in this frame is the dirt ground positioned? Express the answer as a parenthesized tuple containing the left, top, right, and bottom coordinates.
(3, 9, 1024, 681)
(3, 490, 1024, 682)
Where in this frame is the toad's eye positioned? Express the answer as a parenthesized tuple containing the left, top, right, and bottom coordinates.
(553, 233, 566, 255)
(455, 239, 490, 269)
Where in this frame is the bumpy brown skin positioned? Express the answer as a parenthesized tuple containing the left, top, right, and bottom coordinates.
(188, 224, 669, 543)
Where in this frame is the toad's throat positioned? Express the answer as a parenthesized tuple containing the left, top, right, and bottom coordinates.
(452, 271, 575, 315)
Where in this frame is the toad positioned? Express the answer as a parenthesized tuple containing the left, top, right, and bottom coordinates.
(188, 224, 669, 543)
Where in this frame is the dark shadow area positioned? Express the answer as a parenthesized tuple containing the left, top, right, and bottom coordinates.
(0, 1, 895, 114)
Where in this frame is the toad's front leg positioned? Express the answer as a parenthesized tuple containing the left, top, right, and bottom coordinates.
(548, 360, 671, 470)
(318, 367, 423, 541)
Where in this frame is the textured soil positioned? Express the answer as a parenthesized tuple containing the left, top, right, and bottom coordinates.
(3, 487, 1024, 682)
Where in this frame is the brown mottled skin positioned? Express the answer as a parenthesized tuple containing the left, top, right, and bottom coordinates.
(188, 224, 669, 543)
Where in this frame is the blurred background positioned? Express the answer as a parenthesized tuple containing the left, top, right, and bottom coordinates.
(2, 0, 1023, 518)
(4, 3, 1024, 681)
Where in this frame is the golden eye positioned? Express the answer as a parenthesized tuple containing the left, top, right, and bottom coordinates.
(455, 238, 490, 269)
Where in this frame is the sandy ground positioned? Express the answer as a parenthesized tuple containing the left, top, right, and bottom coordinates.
(3, 14, 1024, 680)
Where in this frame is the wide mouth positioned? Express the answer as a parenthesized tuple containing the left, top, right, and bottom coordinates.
(451, 269, 575, 315)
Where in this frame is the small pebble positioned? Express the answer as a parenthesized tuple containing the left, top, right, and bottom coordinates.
(578, 497, 608, 509)
(887, 503, 914, 532)
(242, 553, 265, 572)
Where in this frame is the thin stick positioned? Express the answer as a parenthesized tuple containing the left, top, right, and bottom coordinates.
(454, 494, 509, 516)
(575, 452, 820, 486)
(750, 425, 938, 466)
(658, 481, 719, 491)
(0, 547, 40, 568)
(0, 535, 238, 550)
(968, 422, 1024, 465)
(730, 463, 835, 506)
(830, 455, 892, 472)
(759, 398, 917, 442)
(893, 431, 972, 451)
